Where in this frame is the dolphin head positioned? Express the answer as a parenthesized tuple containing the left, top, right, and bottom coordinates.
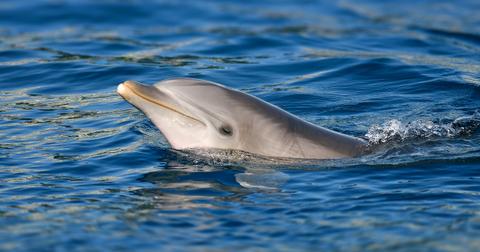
(117, 78, 285, 153)
(118, 78, 367, 159)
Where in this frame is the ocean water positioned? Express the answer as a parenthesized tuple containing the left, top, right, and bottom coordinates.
(1, 0, 480, 251)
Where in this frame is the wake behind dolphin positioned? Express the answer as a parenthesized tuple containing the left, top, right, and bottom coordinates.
(117, 78, 367, 159)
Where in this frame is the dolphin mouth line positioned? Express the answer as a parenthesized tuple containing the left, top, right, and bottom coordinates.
(120, 83, 205, 126)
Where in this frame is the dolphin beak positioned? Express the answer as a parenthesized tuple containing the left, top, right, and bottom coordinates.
(117, 80, 204, 125)
(117, 80, 173, 108)
(117, 80, 156, 98)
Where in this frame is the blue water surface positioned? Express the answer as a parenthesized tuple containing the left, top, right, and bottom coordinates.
(1, 0, 480, 251)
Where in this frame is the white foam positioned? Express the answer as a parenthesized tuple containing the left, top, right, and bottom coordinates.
(365, 113, 480, 145)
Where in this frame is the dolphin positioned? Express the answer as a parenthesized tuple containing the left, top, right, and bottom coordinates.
(117, 78, 367, 159)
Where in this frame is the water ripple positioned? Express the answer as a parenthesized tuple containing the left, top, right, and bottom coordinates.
(1, 0, 480, 251)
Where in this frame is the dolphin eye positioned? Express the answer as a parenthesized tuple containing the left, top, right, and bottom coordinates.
(219, 125, 233, 136)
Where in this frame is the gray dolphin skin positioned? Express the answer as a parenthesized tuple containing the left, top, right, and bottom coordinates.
(117, 78, 367, 159)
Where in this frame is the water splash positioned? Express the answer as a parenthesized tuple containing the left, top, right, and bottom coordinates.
(365, 112, 480, 145)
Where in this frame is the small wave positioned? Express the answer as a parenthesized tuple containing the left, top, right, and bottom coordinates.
(365, 112, 480, 145)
